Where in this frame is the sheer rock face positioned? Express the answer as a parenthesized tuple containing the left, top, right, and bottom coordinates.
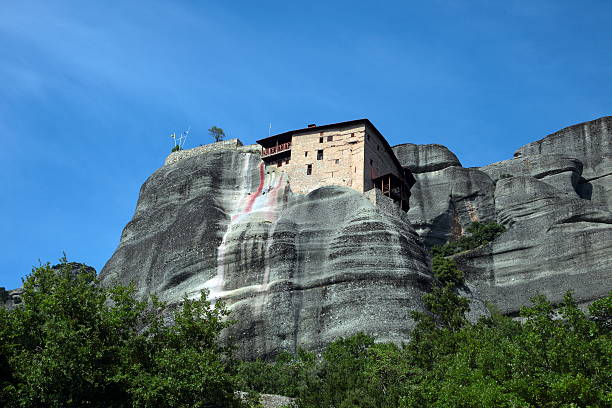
(100, 150, 431, 359)
(393, 117, 612, 314)
(515, 116, 612, 211)
(100, 116, 612, 356)
(455, 176, 612, 313)
(392, 144, 496, 246)
(480, 154, 583, 195)
(405, 167, 496, 246)
(393, 143, 461, 173)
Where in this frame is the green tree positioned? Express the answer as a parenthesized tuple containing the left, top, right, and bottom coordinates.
(431, 221, 506, 257)
(209, 126, 226, 142)
(0, 263, 242, 408)
(231, 291, 612, 408)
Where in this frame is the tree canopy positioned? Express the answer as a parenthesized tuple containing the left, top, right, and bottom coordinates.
(2, 232, 610, 407)
(0, 262, 244, 408)
(208, 126, 226, 143)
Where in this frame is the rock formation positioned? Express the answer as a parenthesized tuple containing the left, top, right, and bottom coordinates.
(392, 143, 496, 246)
(395, 116, 612, 314)
(515, 116, 612, 211)
(100, 150, 431, 359)
(98, 116, 611, 357)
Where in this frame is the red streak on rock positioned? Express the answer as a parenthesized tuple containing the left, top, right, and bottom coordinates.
(243, 163, 265, 214)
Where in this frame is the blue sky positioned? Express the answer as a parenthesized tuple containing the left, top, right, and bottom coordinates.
(1, 0, 611, 288)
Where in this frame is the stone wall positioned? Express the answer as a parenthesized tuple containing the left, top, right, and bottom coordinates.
(363, 123, 406, 191)
(263, 123, 406, 200)
(164, 138, 260, 166)
(364, 188, 404, 219)
(265, 124, 366, 194)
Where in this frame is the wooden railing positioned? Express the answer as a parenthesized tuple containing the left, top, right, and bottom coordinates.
(261, 142, 291, 158)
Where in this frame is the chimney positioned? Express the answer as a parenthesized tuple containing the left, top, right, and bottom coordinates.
(307, 123, 316, 128)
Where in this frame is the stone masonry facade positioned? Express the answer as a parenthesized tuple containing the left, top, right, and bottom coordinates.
(257, 119, 414, 210)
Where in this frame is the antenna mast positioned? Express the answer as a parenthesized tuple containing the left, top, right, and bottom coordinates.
(169, 126, 191, 150)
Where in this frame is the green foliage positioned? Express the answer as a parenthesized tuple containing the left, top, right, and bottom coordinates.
(431, 221, 506, 257)
(2, 259, 609, 408)
(236, 291, 612, 408)
(589, 294, 612, 334)
(431, 256, 463, 287)
(234, 349, 317, 398)
(171, 145, 181, 152)
(209, 126, 226, 142)
(0, 263, 242, 408)
(0, 287, 7, 303)
(418, 253, 468, 332)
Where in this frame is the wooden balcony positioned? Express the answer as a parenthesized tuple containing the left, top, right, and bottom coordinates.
(261, 142, 291, 158)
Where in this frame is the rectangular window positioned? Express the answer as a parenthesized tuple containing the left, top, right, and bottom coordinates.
(285, 158, 290, 165)
(366, 134, 370, 141)
(335, 159, 340, 164)
(377, 145, 380, 151)
(305, 151, 308, 157)
(306, 164, 312, 175)
(370, 159, 374, 166)
(351, 133, 355, 137)
(317, 150, 323, 160)
(277, 161, 282, 167)
(319, 137, 323, 143)
(327, 135, 333, 142)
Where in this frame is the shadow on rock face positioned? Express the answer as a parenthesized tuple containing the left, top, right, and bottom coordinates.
(100, 151, 432, 359)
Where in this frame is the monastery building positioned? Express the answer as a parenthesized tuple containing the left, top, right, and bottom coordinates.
(256, 119, 415, 211)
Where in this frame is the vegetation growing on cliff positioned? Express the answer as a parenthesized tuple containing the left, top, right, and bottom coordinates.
(431, 221, 506, 257)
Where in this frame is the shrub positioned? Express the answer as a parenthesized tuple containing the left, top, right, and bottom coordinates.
(431, 221, 506, 257)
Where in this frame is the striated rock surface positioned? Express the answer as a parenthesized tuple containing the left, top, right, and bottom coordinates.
(100, 116, 611, 355)
(393, 117, 612, 314)
(392, 143, 496, 246)
(515, 116, 612, 210)
(480, 154, 583, 195)
(100, 149, 431, 359)
(406, 167, 496, 246)
(392, 143, 461, 173)
(455, 176, 612, 312)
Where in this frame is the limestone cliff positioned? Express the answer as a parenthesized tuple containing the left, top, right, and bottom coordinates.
(100, 149, 431, 359)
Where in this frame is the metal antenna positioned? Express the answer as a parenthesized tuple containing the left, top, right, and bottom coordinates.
(178, 126, 190, 149)
(170, 132, 177, 147)
(268, 123, 271, 137)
